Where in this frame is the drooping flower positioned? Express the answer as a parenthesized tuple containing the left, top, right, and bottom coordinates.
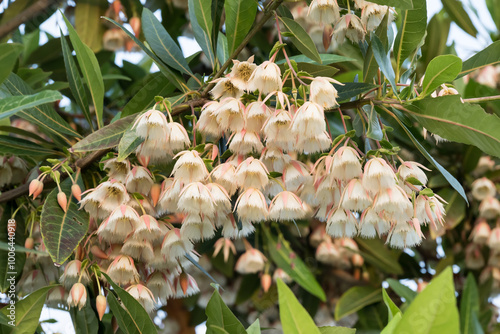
(268, 191, 306, 221)
(362, 157, 396, 193)
(67, 283, 87, 310)
(235, 247, 267, 274)
(228, 130, 264, 155)
(235, 188, 268, 224)
(333, 14, 365, 44)
(235, 157, 269, 190)
(177, 182, 216, 217)
(471, 177, 497, 201)
(107, 255, 139, 285)
(210, 77, 244, 100)
(213, 98, 246, 132)
(133, 109, 169, 140)
(308, 0, 340, 25)
(229, 56, 257, 91)
(248, 61, 282, 95)
(326, 207, 358, 238)
(309, 77, 342, 109)
(126, 284, 156, 313)
(125, 166, 154, 195)
(171, 150, 209, 183)
(210, 163, 238, 196)
(341, 178, 372, 212)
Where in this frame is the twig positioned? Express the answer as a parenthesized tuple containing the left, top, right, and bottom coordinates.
(0, 0, 59, 39)
(463, 95, 500, 104)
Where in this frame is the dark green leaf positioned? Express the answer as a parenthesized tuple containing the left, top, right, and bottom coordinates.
(355, 238, 403, 275)
(421, 55, 462, 97)
(371, 35, 398, 97)
(278, 17, 322, 64)
(461, 273, 484, 334)
(276, 54, 356, 66)
(225, 0, 258, 54)
(334, 82, 377, 102)
(386, 279, 417, 304)
(368, 0, 414, 9)
(334, 286, 382, 321)
(71, 297, 99, 334)
(382, 289, 400, 322)
(0, 43, 23, 86)
(364, 12, 390, 83)
(216, 32, 229, 66)
(442, 0, 477, 37)
(458, 40, 500, 78)
(206, 289, 246, 334)
(74, 0, 106, 51)
(0, 90, 62, 121)
(0, 135, 60, 157)
(189, 0, 216, 69)
(118, 127, 144, 162)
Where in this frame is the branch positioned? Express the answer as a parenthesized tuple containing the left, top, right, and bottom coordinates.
(0, 0, 59, 39)
(200, 0, 284, 97)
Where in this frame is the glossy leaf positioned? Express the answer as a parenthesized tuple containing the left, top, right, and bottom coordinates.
(393, 267, 460, 333)
(0, 90, 62, 121)
(264, 226, 326, 301)
(142, 8, 193, 76)
(62, 14, 104, 128)
(71, 298, 99, 334)
(118, 126, 144, 162)
(442, 0, 477, 37)
(0, 135, 60, 157)
(0, 43, 23, 86)
(278, 17, 322, 64)
(0, 286, 55, 334)
(277, 279, 321, 334)
(40, 177, 89, 265)
(206, 289, 246, 334)
(382, 288, 401, 321)
(371, 35, 398, 96)
(364, 12, 390, 83)
(334, 286, 382, 321)
(394, 0, 427, 70)
(74, 0, 106, 51)
(102, 273, 158, 334)
(362, 105, 383, 140)
(461, 273, 484, 334)
(217, 32, 229, 66)
(276, 54, 356, 65)
(458, 40, 500, 78)
(334, 83, 378, 102)
(189, 0, 216, 69)
(72, 114, 137, 152)
(421, 55, 462, 97)
(225, 0, 258, 54)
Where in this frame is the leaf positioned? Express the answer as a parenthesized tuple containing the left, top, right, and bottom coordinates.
(142, 8, 193, 76)
(189, 0, 216, 69)
(278, 17, 322, 64)
(421, 55, 462, 97)
(276, 54, 356, 66)
(394, 0, 427, 70)
(380, 312, 402, 334)
(225, 0, 258, 54)
(206, 289, 246, 334)
(334, 83, 378, 102)
(441, 0, 477, 37)
(371, 35, 398, 97)
(334, 286, 382, 321)
(0, 43, 23, 86)
(263, 226, 326, 301)
(40, 177, 89, 265)
(318, 327, 356, 334)
(0, 90, 62, 121)
(393, 267, 460, 334)
(0, 241, 46, 255)
(60, 33, 92, 129)
(368, 0, 414, 9)
(385, 106, 468, 203)
(382, 289, 401, 322)
(71, 297, 99, 334)
(118, 127, 144, 162)
(0, 135, 60, 157)
(3, 73, 81, 140)
(277, 279, 321, 334)
(0, 286, 55, 334)
(386, 279, 417, 304)
(62, 13, 104, 128)
(72, 114, 137, 152)
(362, 105, 383, 140)
(364, 12, 390, 83)
(355, 238, 403, 275)
(74, 0, 106, 51)
(217, 32, 229, 66)
(246, 319, 261, 334)
(458, 40, 500, 78)
(461, 273, 484, 334)
(102, 273, 158, 334)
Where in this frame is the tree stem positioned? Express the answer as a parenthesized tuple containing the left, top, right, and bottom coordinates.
(463, 95, 500, 104)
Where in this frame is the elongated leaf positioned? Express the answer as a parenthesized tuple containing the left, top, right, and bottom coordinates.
(382, 289, 400, 321)
(421, 55, 462, 97)
(72, 114, 137, 152)
(279, 17, 322, 64)
(3, 73, 81, 140)
(246, 319, 261, 334)
(75, 0, 106, 51)
(206, 289, 246, 334)
(0, 90, 62, 121)
(40, 177, 89, 265)
(0, 241, 46, 255)
(386, 279, 417, 303)
(211, 0, 225, 52)
(276, 54, 356, 65)
(355, 238, 403, 275)
(394, 267, 459, 333)
(225, 0, 258, 54)
(334, 82, 377, 102)
(368, 0, 414, 9)
(394, 0, 427, 70)
(371, 35, 398, 97)
(335, 287, 382, 320)
(380, 312, 402, 334)
(318, 327, 355, 334)
(142, 8, 193, 76)
(421, 12, 451, 69)
(60, 33, 92, 129)
(102, 273, 158, 334)
(362, 104, 383, 140)
(364, 13, 390, 83)
(118, 127, 144, 162)
(71, 297, 99, 334)
(442, 0, 477, 37)
(277, 279, 321, 334)
(0, 43, 23, 86)
(263, 226, 326, 301)
(0, 135, 60, 157)
(0, 286, 55, 334)
(217, 32, 229, 66)
(458, 40, 500, 78)
(189, 0, 216, 69)
(461, 273, 484, 334)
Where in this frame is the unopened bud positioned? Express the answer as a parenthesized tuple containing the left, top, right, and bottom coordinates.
(71, 184, 82, 201)
(96, 295, 107, 321)
(90, 245, 109, 259)
(129, 17, 141, 37)
(57, 192, 68, 212)
(179, 272, 188, 295)
(25, 237, 34, 250)
(352, 253, 364, 267)
(68, 282, 87, 310)
(261, 273, 272, 293)
(29, 179, 43, 199)
(150, 184, 161, 207)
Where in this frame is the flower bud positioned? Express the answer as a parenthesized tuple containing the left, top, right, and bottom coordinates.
(96, 295, 107, 321)
(57, 191, 68, 212)
(471, 219, 491, 245)
(261, 273, 272, 293)
(179, 272, 189, 295)
(352, 253, 364, 267)
(90, 245, 109, 259)
(68, 282, 87, 310)
(29, 179, 43, 199)
(71, 184, 82, 201)
(24, 237, 34, 250)
(150, 183, 161, 207)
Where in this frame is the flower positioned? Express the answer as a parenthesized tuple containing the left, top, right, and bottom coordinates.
(126, 166, 154, 195)
(235, 157, 269, 190)
(206, 183, 232, 212)
(228, 130, 264, 155)
(197, 101, 223, 140)
(291, 102, 326, 138)
(157, 179, 183, 214)
(213, 98, 246, 132)
(172, 150, 209, 183)
(341, 178, 372, 212)
(213, 238, 237, 262)
(220, 213, 255, 239)
(121, 239, 155, 263)
(29, 179, 44, 199)
(282, 160, 310, 191)
(97, 205, 140, 242)
(326, 208, 358, 238)
(308, 0, 340, 25)
(80, 180, 130, 216)
(210, 163, 238, 196)
(177, 182, 215, 217)
(147, 271, 175, 303)
(316, 240, 346, 266)
(471, 219, 491, 245)
(161, 228, 194, 259)
(67, 283, 87, 310)
(263, 109, 294, 152)
(96, 295, 107, 321)
(362, 157, 396, 193)
(273, 268, 292, 283)
(180, 213, 215, 242)
(133, 109, 169, 140)
(167, 122, 191, 152)
(235, 247, 267, 274)
(479, 196, 500, 219)
(175, 273, 200, 297)
(330, 146, 362, 181)
(415, 194, 447, 227)
(359, 208, 390, 237)
(126, 284, 156, 313)
(489, 227, 500, 250)
(229, 56, 257, 91)
(260, 147, 291, 173)
(361, 4, 390, 32)
(107, 255, 139, 285)
(248, 61, 282, 95)
(387, 219, 423, 249)
(246, 101, 271, 133)
(235, 188, 268, 224)
(398, 161, 429, 188)
(471, 177, 497, 201)
(268, 191, 306, 221)
(309, 77, 342, 109)
(296, 131, 332, 154)
(333, 14, 365, 44)
(60, 260, 89, 289)
(210, 77, 244, 100)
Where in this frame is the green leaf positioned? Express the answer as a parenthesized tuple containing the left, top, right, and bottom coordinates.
(0, 286, 55, 334)
(60, 33, 92, 129)
(394, 0, 427, 70)
(225, 0, 257, 54)
(334, 83, 378, 102)
(276, 54, 356, 66)
(277, 279, 321, 334)
(355, 238, 403, 275)
(385, 105, 468, 203)
(382, 289, 400, 322)
(458, 40, 500, 78)
(278, 17, 322, 64)
(71, 297, 99, 334)
(72, 114, 137, 152)
(421, 12, 451, 69)
(380, 312, 402, 334)
(217, 32, 229, 66)
(0, 43, 23, 86)
(102, 273, 158, 334)
(318, 327, 356, 334)
(421, 55, 462, 97)
(0, 135, 60, 157)
(142, 8, 193, 76)
(368, 0, 415, 9)
(441, 0, 477, 37)
(407, 96, 500, 158)
(0, 241, 46, 255)
(364, 12, 390, 83)
(246, 319, 261, 334)
(393, 267, 459, 334)
(206, 289, 246, 334)
(118, 126, 144, 162)
(362, 105, 383, 140)
(263, 226, 326, 301)
(40, 177, 89, 265)
(0, 90, 62, 121)
(371, 35, 398, 97)
(335, 287, 382, 321)
(461, 273, 484, 334)
(386, 279, 417, 304)
(62, 13, 104, 128)
(74, 0, 106, 51)
(189, 0, 216, 69)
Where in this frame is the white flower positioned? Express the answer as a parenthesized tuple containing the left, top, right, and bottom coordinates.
(331, 146, 362, 181)
(308, 0, 340, 25)
(133, 109, 169, 140)
(126, 166, 154, 195)
(479, 196, 500, 219)
(133, 214, 163, 243)
(67, 283, 87, 310)
(291, 102, 326, 138)
(489, 227, 500, 251)
(260, 147, 291, 173)
(220, 212, 255, 239)
(80, 181, 130, 217)
(310, 77, 342, 109)
(97, 205, 140, 242)
(273, 268, 292, 283)
(175, 273, 200, 297)
(210, 163, 238, 196)
(362, 157, 396, 193)
(282, 160, 310, 192)
(161, 228, 194, 259)
(246, 101, 271, 133)
(235, 157, 269, 190)
(229, 56, 257, 91)
(172, 150, 209, 183)
(341, 178, 372, 212)
(107, 255, 139, 285)
(333, 14, 365, 44)
(126, 284, 156, 313)
(361, 4, 390, 32)
(197, 101, 223, 140)
(157, 179, 183, 214)
(372, 185, 413, 223)
(296, 131, 332, 154)
(103, 157, 130, 183)
(268, 191, 306, 221)
(248, 61, 282, 95)
(235, 248, 267, 274)
(180, 213, 215, 242)
(213, 98, 246, 132)
(387, 220, 423, 249)
(167, 122, 191, 152)
(415, 194, 447, 227)
(177, 182, 216, 217)
(359, 208, 390, 237)
(147, 271, 175, 303)
(471, 177, 497, 201)
(206, 183, 232, 212)
(60, 260, 89, 289)
(471, 219, 491, 245)
(210, 77, 244, 100)
(316, 240, 346, 266)
(235, 188, 268, 224)
(228, 130, 264, 155)
(263, 109, 295, 152)
(121, 239, 155, 263)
